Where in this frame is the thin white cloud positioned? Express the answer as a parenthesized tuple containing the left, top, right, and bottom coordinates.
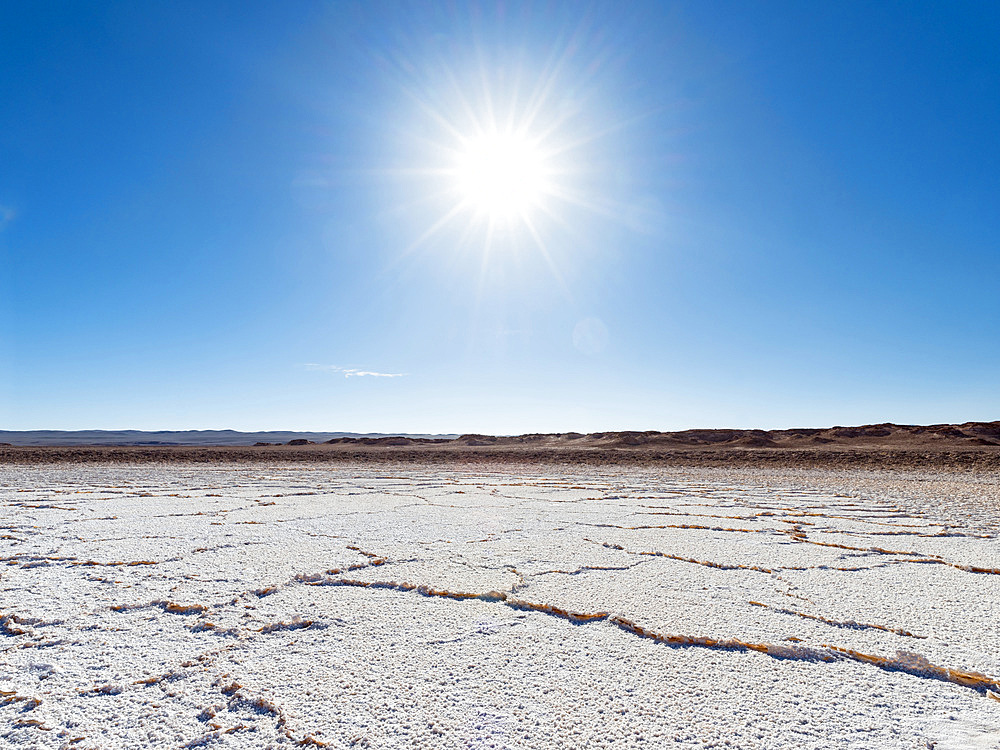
(303, 364, 406, 378)
(0, 205, 15, 231)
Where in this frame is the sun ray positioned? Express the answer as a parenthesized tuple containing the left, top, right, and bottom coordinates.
(521, 212, 574, 303)
(401, 200, 469, 257)
(369, 9, 641, 313)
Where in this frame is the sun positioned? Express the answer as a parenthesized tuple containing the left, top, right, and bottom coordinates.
(387, 38, 620, 257)
(453, 132, 550, 222)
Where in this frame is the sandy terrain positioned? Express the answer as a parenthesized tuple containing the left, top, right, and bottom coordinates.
(2, 462, 998, 748)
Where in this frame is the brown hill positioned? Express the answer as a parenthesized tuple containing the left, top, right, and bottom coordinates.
(450, 422, 1000, 449)
(3, 421, 998, 471)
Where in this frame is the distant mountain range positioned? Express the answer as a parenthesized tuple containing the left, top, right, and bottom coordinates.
(443, 421, 1000, 448)
(0, 430, 459, 446)
(1, 422, 998, 448)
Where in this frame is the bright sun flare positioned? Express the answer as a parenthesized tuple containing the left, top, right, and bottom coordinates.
(389, 25, 622, 258)
(454, 133, 549, 221)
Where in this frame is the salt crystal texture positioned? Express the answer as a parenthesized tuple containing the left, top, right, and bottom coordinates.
(1, 464, 998, 748)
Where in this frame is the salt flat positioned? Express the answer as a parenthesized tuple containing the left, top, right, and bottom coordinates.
(1, 464, 998, 749)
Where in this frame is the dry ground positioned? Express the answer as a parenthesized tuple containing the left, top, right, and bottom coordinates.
(1, 458, 998, 748)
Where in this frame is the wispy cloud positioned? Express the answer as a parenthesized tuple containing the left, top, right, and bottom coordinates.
(303, 364, 406, 378)
(0, 205, 15, 232)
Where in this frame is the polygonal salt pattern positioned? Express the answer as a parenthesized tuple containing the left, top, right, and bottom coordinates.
(1, 464, 998, 748)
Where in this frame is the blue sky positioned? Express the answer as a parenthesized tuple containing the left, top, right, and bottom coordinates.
(2, 1, 998, 433)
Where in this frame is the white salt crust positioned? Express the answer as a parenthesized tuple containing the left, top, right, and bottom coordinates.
(1, 464, 998, 749)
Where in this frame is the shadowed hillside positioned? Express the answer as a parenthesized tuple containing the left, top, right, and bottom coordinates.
(3, 422, 998, 471)
(441, 421, 1000, 449)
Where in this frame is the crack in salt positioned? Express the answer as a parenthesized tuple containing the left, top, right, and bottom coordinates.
(746, 600, 927, 638)
(315, 576, 1000, 702)
(593, 540, 778, 574)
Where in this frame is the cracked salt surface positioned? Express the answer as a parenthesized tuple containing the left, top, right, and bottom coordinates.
(1, 465, 998, 749)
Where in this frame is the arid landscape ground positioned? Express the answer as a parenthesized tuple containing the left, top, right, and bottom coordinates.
(3, 421, 1000, 472)
(8, 0, 997, 746)
(2, 426, 998, 748)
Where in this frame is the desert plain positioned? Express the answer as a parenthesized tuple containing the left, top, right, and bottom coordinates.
(2, 432, 999, 749)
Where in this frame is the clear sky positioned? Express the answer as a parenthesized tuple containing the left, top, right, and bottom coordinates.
(2, 1, 998, 434)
